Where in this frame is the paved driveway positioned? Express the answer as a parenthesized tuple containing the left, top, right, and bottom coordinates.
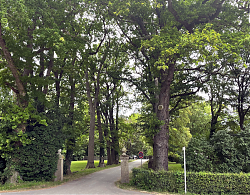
(1, 159, 152, 195)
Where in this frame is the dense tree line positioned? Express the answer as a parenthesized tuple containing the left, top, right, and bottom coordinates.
(0, 0, 250, 183)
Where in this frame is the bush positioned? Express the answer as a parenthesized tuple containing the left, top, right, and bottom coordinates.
(185, 130, 250, 173)
(184, 137, 215, 172)
(131, 168, 250, 194)
(12, 110, 65, 182)
(13, 123, 64, 181)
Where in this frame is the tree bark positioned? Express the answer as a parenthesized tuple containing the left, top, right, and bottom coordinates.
(209, 89, 223, 138)
(109, 98, 120, 164)
(110, 103, 116, 164)
(115, 93, 120, 163)
(97, 102, 105, 167)
(153, 63, 175, 171)
(103, 110, 112, 165)
(65, 145, 74, 175)
(0, 23, 27, 107)
(65, 73, 76, 175)
(85, 69, 96, 169)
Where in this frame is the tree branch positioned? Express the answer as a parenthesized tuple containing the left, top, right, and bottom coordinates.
(35, 47, 52, 54)
(168, 0, 192, 32)
(0, 23, 26, 99)
(4, 82, 19, 94)
(108, 72, 153, 105)
(170, 88, 199, 99)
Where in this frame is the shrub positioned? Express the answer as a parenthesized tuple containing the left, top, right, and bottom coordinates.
(12, 110, 64, 182)
(131, 168, 250, 194)
(13, 124, 63, 181)
(131, 168, 177, 192)
(211, 130, 241, 173)
(184, 137, 214, 172)
(185, 130, 250, 173)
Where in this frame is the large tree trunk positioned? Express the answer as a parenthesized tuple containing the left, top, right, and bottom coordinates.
(85, 69, 96, 169)
(115, 95, 120, 163)
(210, 115, 219, 138)
(0, 23, 27, 107)
(106, 141, 112, 165)
(153, 64, 175, 171)
(103, 111, 112, 165)
(239, 114, 245, 131)
(109, 101, 119, 164)
(238, 97, 246, 131)
(65, 145, 74, 175)
(97, 102, 105, 166)
(209, 92, 223, 138)
(109, 105, 116, 164)
(86, 102, 96, 168)
(65, 74, 76, 174)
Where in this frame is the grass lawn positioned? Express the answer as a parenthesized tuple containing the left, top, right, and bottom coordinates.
(168, 162, 183, 171)
(141, 161, 183, 171)
(70, 160, 108, 172)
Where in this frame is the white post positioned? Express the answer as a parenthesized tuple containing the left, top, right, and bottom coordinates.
(182, 146, 187, 194)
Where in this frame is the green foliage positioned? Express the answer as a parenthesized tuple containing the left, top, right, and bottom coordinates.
(211, 130, 240, 173)
(185, 130, 250, 173)
(186, 101, 211, 138)
(1, 102, 47, 130)
(137, 105, 164, 146)
(119, 114, 147, 156)
(184, 137, 215, 172)
(143, 24, 237, 70)
(0, 91, 48, 156)
(169, 108, 192, 161)
(131, 168, 250, 194)
(11, 110, 64, 182)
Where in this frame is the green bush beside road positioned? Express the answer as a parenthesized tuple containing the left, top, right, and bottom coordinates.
(131, 168, 250, 194)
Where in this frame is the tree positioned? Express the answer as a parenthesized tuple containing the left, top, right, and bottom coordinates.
(0, 0, 86, 180)
(227, 41, 250, 131)
(206, 75, 228, 138)
(102, 0, 242, 170)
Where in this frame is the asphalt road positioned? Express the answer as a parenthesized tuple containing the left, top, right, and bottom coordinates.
(1, 159, 152, 195)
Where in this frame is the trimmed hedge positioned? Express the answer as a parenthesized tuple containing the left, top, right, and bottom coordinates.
(131, 168, 250, 194)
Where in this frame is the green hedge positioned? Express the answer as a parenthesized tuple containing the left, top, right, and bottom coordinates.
(131, 168, 250, 194)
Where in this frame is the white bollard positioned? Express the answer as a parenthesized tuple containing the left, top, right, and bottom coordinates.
(182, 146, 187, 194)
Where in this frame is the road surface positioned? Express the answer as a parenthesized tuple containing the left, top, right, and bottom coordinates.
(1, 159, 152, 195)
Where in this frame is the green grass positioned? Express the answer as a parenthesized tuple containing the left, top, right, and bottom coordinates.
(70, 160, 108, 172)
(168, 162, 183, 171)
(141, 161, 183, 171)
(0, 160, 119, 192)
